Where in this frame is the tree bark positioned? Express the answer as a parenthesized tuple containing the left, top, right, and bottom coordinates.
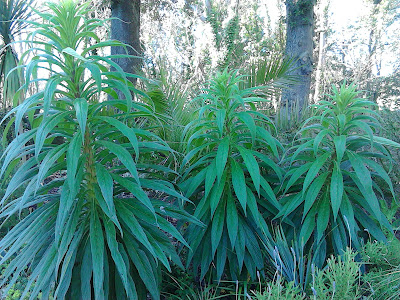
(281, 0, 316, 113)
(110, 0, 141, 87)
(313, 0, 329, 104)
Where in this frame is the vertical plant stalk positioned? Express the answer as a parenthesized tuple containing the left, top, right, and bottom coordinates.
(84, 126, 96, 203)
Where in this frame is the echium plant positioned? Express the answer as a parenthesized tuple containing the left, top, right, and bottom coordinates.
(180, 69, 284, 281)
(0, 1, 198, 299)
(279, 83, 400, 264)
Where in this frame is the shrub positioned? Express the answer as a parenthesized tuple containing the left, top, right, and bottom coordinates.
(262, 226, 314, 292)
(180, 69, 283, 280)
(252, 248, 361, 300)
(279, 83, 400, 262)
(0, 1, 197, 299)
(361, 238, 400, 300)
(362, 238, 400, 270)
(378, 108, 400, 195)
(310, 248, 361, 300)
(252, 276, 305, 300)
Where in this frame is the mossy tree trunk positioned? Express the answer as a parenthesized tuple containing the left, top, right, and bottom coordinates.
(281, 0, 315, 114)
(110, 0, 142, 87)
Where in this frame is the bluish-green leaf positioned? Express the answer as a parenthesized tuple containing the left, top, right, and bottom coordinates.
(104, 219, 132, 299)
(216, 109, 226, 135)
(348, 151, 381, 222)
(330, 161, 344, 220)
(303, 152, 330, 193)
(97, 140, 139, 185)
(96, 163, 118, 221)
(211, 202, 225, 256)
(216, 137, 229, 182)
(231, 158, 247, 212)
(97, 116, 140, 159)
(237, 111, 256, 143)
(316, 192, 330, 242)
(74, 98, 88, 143)
(333, 135, 346, 162)
(67, 133, 82, 192)
(226, 193, 238, 248)
(303, 173, 328, 219)
(237, 146, 260, 194)
(90, 207, 105, 300)
(313, 129, 329, 155)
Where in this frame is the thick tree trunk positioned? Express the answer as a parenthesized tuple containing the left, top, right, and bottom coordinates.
(281, 0, 315, 114)
(110, 0, 141, 87)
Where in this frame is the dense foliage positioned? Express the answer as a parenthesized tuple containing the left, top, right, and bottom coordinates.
(0, 1, 399, 299)
(0, 2, 197, 299)
(180, 69, 283, 281)
(280, 84, 398, 264)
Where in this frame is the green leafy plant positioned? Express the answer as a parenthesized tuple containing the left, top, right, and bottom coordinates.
(378, 108, 400, 197)
(0, 0, 34, 108)
(361, 238, 400, 300)
(252, 276, 305, 300)
(161, 269, 226, 300)
(143, 62, 200, 171)
(0, 261, 31, 300)
(180, 69, 283, 281)
(262, 227, 314, 292)
(0, 1, 198, 299)
(362, 238, 400, 271)
(310, 248, 361, 300)
(362, 266, 400, 300)
(279, 83, 400, 260)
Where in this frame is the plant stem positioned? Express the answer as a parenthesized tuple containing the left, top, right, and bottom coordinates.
(83, 126, 96, 203)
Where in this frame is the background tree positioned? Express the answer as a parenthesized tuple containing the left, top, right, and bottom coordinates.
(110, 0, 141, 86)
(281, 0, 316, 113)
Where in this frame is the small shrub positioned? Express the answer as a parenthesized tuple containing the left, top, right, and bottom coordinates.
(263, 226, 314, 292)
(362, 238, 400, 270)
(252, 276, 305, 300)
(362, 239, 400, 300)
(310, 248, 361, 300)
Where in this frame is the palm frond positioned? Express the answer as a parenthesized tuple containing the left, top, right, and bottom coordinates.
(0, 0, 34, 108)
(0, 0, 34, 44)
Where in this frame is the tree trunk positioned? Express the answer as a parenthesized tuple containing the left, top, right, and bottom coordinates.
(281, 0, 315, 114)
(366, 0, 383, 101)
(110, 0, 141, 88)
(313, 0, 329, 104)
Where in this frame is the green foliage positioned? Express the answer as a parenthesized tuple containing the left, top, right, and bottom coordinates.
(310, 248, 361, 299)
(362, 238, 400, 271)
(361, 238, 400, 300)
(252, 248, 361, 300)
(161, 267, 226, 300)
(180, 69, 283, 281)
(252, 276, 305, 300)
(378, 108, 400, 188)
(0, 260, 30, 300)
(280, 83, 400, 261)
(0, 0, 34, 108)
(245, 56, 297, 90)
(263, 227, 314, 292)
(144, 62, 199, 166)
(0, 1, 197, 299)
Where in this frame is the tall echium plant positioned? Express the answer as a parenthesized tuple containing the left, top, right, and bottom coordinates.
(279, 83, 400, 265)
(180, 69, 284, 281)
(0, 1, 198, 299)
